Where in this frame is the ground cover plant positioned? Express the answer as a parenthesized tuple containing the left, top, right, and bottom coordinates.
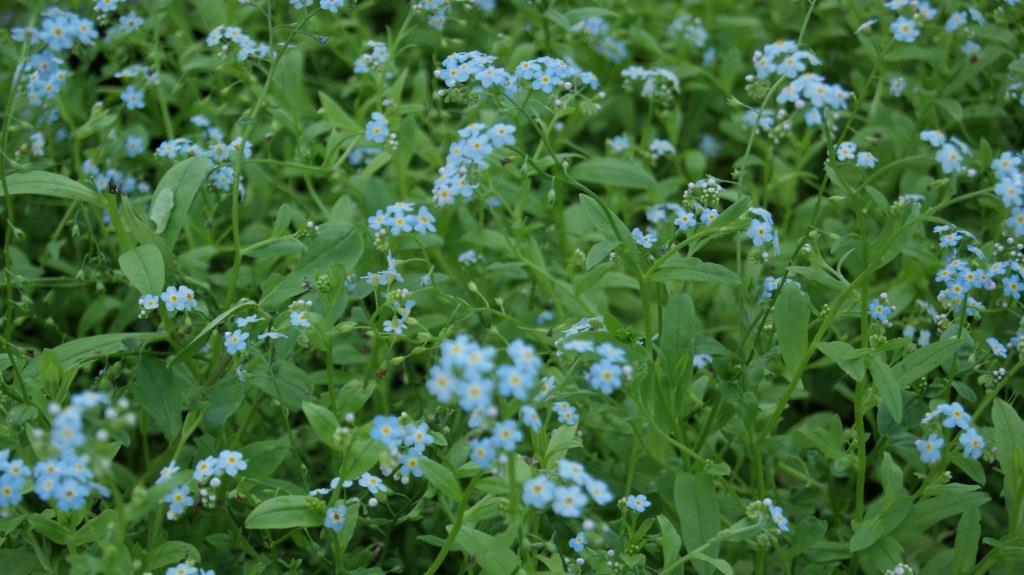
(1, 0, 1024, 573)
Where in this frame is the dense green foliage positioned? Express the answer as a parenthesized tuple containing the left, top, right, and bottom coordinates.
(2, 0, 1024, 574)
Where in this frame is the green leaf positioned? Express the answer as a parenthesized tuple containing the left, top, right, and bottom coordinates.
(993, 399, 1024, 533)
(674, 473, 721, 575)
(455, 526, 521, 575)
(132, 356, 183, 439)
(657, 515, 682, 567)
(578, 193, 634, 250)
(150, 157, 210, 244)
(954, 505, 981, 573)
(420, 457, 462, 501)
(21, 332, 161, 379)
(570, 157, 657, 189)
(817, 341, 865, 381)
(242, 437, 291, 479)
(775, 284, 809, 380)
(244, 495, 325, 529)
(897, 488, 990, 534)
(27, 514, 73, 545)
(586, 240, 620, 270)
(301, 401, 341, 450)
(118, 244, 165, 296)
(3, 171, 101, 205)
(892, 338, 961, 387)
(866, 355, 902, 423)
(849, 496, 913, 551)
(650, 256, 740, 285)
(544, 425, 581, 467)
(260, 222, 363, 308)
(692, 552, 734, 575)
(661, 292, 696, 382)
(144, 541, 201, 571)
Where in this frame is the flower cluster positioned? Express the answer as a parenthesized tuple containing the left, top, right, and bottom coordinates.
(522, 458, 612, 518)
(354, 40, 389, 74)
(431, 122, 515, 206)
(367, 202, 436, 237)
(139, 285, 199, 313)
(621, 66, 680, 101)
(157, 450, 248, 520)
(571, 17, 628, 63)
(206, 25, 270, 62)
(436, 51, 599, 96)
(836, 141, 877, 169)
(84, 158, 151, 194)
(370, 415, 434, 479)
(919, 130, 973, 175)
(916, 401, 986, 463)
(668, 13, 709, 49)
(3, 392, 133, 513)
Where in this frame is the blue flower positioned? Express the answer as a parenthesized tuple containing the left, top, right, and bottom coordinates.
(915, 433, 944, 464)
(937, 143, 965, 174)
(836, 141, 857, 161)
(959, 427, 985, 459)
(568, 531, 588, 553)
(125, 135, 146, 157)
(399, 453, 424, 478)
(324, 503, 347, 531)
(625, 493, 651, 512)
(856, 151, 877, 168)
(413, 206, 436, 234)
(700, 208, 719, 225)
(674, 210, 697, 231)
(370, 415, 403, 449)
(403, 422, 434, 452)
(426, 365, 458, 403)
(0, 473, 25, 507)
(987, 337, 1008, 359)
(520, 405, 542, 432)
(940, 402, 972, 429)
(468, 437, 496, 468)
(1003, 275, 1022, 299)
(522, 475, 554, 508)
(458, 377, 494, 412)
(586, 360, 623, 394)
(553, 401, 579, 425)
(868, 298, 893, 325)
(218, 450, 247, 476)
(557, 459, 589, 485)
(224, 329, 249, 355)
(1008, 208, 1024, 236)
(891, 17, 920, 43)
(497, 364, 533, 399)
(193, 456, 218, 482)
(766, 500, 790, 532)
(491, 419, 523, 451)
(161, 285, 197, 312)
(584, 477, 613, 505)
(552, 485, 588, 517)
(55, 479, 86, 511)
(358, 472, 387, 494)
(631, 227, 657, 249)
(121, 85, 146, 110)
(746, 220, 775, 248)
(319, 0, 344, 12)
(609, 134, 631, 153)
(365, 112, 389, 143)
(163, 485, 194, 514)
